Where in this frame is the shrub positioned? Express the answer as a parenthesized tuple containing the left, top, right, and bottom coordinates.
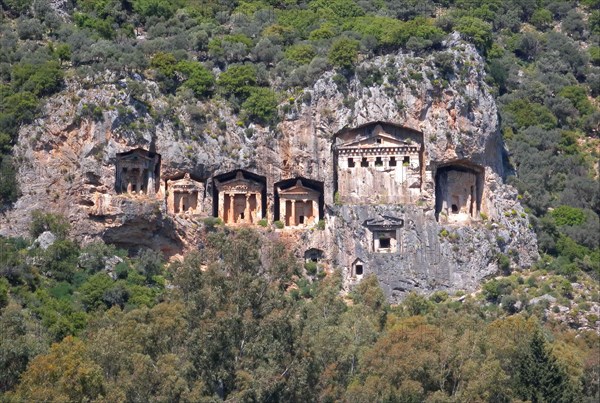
(0, 156, 19, 206)
(550, 205, 587, 227)
(328, 38, 360, 69)
(218, 64, 257, 99)
(304, 261, 317, 275)
(203, 216, 222, 230)
(176, 60, 215, 98)
(30, 211, 70, 239)
(241, 87, 279, 125)
(284, 44, 316, 65)
(455, 16, 493, 53)
(274, 220, 284, 229)
(258, 218, 268, 227)
(317, 219, 325, 230)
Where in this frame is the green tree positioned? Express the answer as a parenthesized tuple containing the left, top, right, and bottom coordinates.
(515, 331, 581, 402)
(8, 336, 104, 401)
(217, 64, 258, 99)
(455, 16, 493, 53)
(328, 38, 360, 69)
(176, 60, 215, 98)
(241, 87, 279, 124)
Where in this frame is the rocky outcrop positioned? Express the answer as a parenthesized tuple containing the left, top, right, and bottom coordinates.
(0, 33, 538, 300)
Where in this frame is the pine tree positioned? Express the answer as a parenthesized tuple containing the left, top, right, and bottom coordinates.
(515, 331, 581, 402)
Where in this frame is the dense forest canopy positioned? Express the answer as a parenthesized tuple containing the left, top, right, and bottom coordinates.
(0, 0, 599, 401)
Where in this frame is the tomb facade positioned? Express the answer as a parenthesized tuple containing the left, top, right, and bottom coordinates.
(115, 148, 161, 196)
(435, 163, 484, 223)
(352, 258, 365, 278)
(334, 122, 424, 204)
(364, 216, 404, 253)
(166, 173, 204, 215)
(214, 170, 265, 224)
(275, 179, 323, 227)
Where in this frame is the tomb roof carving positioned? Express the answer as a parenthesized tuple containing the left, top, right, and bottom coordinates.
(363, 216, 405, 229)
(215, 171, 264, 193)
(278, 180, 321, 198)
(169, 173, 202, 192)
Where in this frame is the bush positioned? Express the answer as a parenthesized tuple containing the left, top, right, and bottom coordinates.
(550, 205, 586, 227)
(218, 64, 257, 99)
(203, 216, 222, 230)
(258, 218, 268, 227)
(0, 156, 19, 206)
(176, 60, 215, 98)
(304, 261, 318, 275)
(274, 220, 284, 229)
(241, 87, 278, 124)
(455, 16, 493, 53)
(328, 38, 360, 69)
(30, 211, 70, 239)
(284, 44, 316, 65)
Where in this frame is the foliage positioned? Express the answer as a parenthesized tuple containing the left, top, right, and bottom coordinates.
(328, 38, 360, 69)
(29, 210, 70, 239)
(241, 87, 278, 124)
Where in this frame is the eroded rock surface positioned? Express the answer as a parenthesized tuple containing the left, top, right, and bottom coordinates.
(0, 34, 538, 301)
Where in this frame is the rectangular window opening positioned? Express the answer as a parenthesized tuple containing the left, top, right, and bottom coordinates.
(376, 138, 382, 144)
(348, 158, 355, 168)
(379, 238, 391, 249)
(389, 157, 397, 167)
(360, 158, 369, 167)
(355, 265, 363, 276)
(403, 156, 410, 165)
(375, 157, 383, 167)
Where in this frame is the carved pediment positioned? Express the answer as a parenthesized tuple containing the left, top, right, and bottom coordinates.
(340, 133, 410, 149)
(278, 180, 320, 199)
(363, 215, 404, 229)
(170, 173, 202, 192)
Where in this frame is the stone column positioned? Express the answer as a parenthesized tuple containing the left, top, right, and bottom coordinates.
(147, 169, 155, 195)
(136, 170, 143, 194)
(279, 195, 286, 224)
(290, 200, 296, 227)
(218, 191, 224, 221)
(256, 192, 262, 220)
(228, 193, 235, 223)
(313, 200, 319, 223)
(179, 193, 184, 214)
(245, 194, 251, 223)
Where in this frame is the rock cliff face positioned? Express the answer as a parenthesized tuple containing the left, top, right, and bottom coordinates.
(0, 34, 538, 301)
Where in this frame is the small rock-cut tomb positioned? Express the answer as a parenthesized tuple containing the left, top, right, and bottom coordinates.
(214, 170, 266, 224)
(364, 216, 404, 253)
(274, 178, 323, 227)
(334, 122, 424, 204)
(115, 148, 161, 195)
(435, 162, 484, 223)
(166, 173, 203, 215)
(352, 258, 365, 278)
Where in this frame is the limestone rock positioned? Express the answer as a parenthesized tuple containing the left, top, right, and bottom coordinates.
(0, 35, 539, 301)
(33, 231, 57, 250)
